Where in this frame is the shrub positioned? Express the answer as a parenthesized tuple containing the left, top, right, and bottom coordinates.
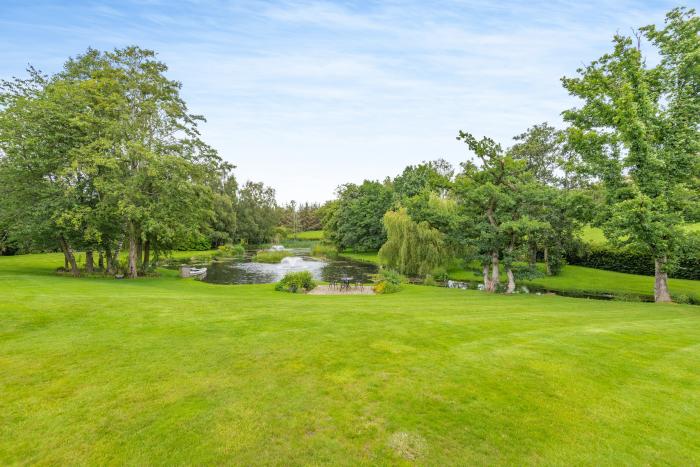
(275, 271, 316, 293)
(253, 249, 293, 263)
(423, 274, 437, 286)
(567, 243, 700, 280)
(311, 243, 338, 259)
(431, 267, 449, 282)
(373, 268, 404, 294)
(217, 243, 245, 258)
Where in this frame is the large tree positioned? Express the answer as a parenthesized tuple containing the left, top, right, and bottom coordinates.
(0, 47, 225, 277)
(562, 8, 700, 302)
(235, 181, 279, 244)
(323, 180, 395, 251)
(455, 133, 548, 293)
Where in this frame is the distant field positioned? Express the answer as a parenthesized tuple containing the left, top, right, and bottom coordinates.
(294, 230, 324, 240)
(580, 223, 700, 245)
(1, 253, 699, 464)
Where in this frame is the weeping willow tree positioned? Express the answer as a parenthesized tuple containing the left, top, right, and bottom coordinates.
(379, 208, 448, 276)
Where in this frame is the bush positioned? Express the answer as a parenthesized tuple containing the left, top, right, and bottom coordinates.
(173, 232, 211, 251)
(431, 267, 449, 282)
(423, 274, 437, 286)
(310, 243, 338, 259)
(373, 268, 404, 294)
(275, 271, 316, 293)
(217, 243, 245, 258)
(567, 242, 700, 280)
(253, 249, 293, 263)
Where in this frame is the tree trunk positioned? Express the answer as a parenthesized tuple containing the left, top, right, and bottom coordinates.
(128, 224, 138, 279)
(98, 251, 104, 271)
(59, 236, 79, 277)
(105, 246, 113, 274)
(506, 268, 516, 294)
(135, 236, 142, 271)
(489, 251, 500, 292)
(85, 250, 94, 273)
(544, 246, 551, 276)
(112, 240, 122, 272)
(529, 245, 537, 268)
(654, 256, 672, 303)
(141, 239, 150, 274)
(482, 263, 492, 292)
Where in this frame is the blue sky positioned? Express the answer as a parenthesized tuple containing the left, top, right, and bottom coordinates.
(0, 0, 681, 202)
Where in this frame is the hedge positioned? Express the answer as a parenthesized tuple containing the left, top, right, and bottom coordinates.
(567, 245, 700, 280)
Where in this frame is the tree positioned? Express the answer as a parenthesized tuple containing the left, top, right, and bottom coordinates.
(508, 123, 595, 273)
(379, 208, 449, 276)
(323, 180, 395, 251)
(235, 181, 279, 244)
(0, 47, 225, 277)
(562, 8, 700, 302)
(454, 132, 549, 293)
(393, 159, 454, 199)
(209, 167, 238, 247)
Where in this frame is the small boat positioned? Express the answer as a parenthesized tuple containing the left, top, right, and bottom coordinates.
(180, 265, 207, 278)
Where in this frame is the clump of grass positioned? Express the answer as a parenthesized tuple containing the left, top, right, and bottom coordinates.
(253, 249, 293, 263)
(311, 243, 338, 259)
(216, 243, 245, 258)
(388, 432, 427, 460)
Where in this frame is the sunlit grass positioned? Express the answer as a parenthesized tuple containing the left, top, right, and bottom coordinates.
(1, 253, 699, 464)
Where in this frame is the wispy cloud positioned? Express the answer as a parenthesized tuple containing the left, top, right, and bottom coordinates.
(0, 0, 680, 201)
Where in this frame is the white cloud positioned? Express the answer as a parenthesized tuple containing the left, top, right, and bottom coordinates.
(0, 0, 680, 202)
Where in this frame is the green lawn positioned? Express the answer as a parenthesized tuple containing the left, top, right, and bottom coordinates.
(345, 251, 700, 302)
(580, 223, 700, 245)
(294, 230, 324, 240)
(1, 253, 700, 464)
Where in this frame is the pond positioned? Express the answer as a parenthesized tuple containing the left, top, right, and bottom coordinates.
(175, 248, 378, 285)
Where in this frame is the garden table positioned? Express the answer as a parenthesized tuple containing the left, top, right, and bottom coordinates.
(340, 276, 353, 291)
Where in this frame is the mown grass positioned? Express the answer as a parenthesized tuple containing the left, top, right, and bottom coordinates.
(294, 230, 324, 240)
(1, 253, 700, 464)
(580, 223, 700, 245)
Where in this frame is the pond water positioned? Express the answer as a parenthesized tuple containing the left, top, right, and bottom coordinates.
(177, 248, 378, 285)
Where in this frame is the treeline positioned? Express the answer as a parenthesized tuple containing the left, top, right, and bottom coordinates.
(277, 202, 323, 235)
(0, 47, 281, 275)
(321, 8, 700, 302)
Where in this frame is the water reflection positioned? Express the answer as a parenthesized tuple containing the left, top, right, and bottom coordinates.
(183, 251, 377, 285)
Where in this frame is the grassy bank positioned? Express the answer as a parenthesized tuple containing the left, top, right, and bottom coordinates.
(342, 251, 700, 302)
(1, 253, 699, 464)
(580, 223, 700, 245)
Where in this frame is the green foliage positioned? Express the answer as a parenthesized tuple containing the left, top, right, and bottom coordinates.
(373, 268, 404, 294)
(568, 240, 700, 280)
(234, 181, 279, 245)
(561, 7, 700, 301)
(379, 208, 449, 276)
(253, 249, 293, 263)
(423, 274, 438, 286)
(278, 201, 323, 233)
(322, 180, 395, 251)
(275, 271, 316, 293)
(216, 243, 245, 258)
(310, 243, 338, 259)
(393, 159, 454, 198)
(172, 232, 211, 251)
(0, 46, 226, 277)
(296, 230, 324, 240)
